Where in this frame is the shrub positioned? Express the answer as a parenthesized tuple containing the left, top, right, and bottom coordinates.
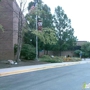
(74, 50, 82, 57)
(40, 55, 81, 63)
(14, 44, 18, 55)
(20, 44, 36, 60)
(39, 55, 63, 63)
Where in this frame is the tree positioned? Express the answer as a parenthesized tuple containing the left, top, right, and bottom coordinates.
(74, 50, 82, 57)
(20, 44, 36, 60)
(81, 42, 90, 57)
(40, 4, 54, 28)
(25, 0, 56, 55)
(54, 6, 77, 55)
(13, 0, 28, 62)
(32, 28, 57, 45)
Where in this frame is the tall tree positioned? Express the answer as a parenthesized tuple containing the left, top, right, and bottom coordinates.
(40, 4, 54, 28)
(13, 0, 27, 62)
(25, 0, 56, 54)
(54, 6, 77, 55)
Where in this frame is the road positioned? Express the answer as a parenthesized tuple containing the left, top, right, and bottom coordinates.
(0, 62, 90, 90)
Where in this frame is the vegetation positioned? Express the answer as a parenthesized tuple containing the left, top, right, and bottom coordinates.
(74, 42, 90, 58)
(39, 55, 81, 63)
(24, 0, 77, 57)
(74, 50, 82, 57)
(20, 44, 36, 60)
(53, 6, 77, 55)
(1, 0, 78, 61)
(81, 42, 90, 58)
(13, 0, 78, 61)
(32, 28, 57, 45)
(39, 55, 63, 63)
(14, 44, 36, 60)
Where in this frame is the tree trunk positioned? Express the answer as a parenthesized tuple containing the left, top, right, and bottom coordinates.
(16, 8, 23, 62)
(46, 50, 48, 55)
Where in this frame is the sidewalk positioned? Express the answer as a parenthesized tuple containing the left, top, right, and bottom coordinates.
(0, 61, 83, 77)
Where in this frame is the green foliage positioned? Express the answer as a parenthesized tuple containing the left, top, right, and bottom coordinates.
(74, 50, 82, 57)
(20, 44, 36, 60)
(26, 1, 77, 54)
(39, 55, 81, 63)
(27, 0, 53, 28)
(41, 4, 54, 28)
(81, 42, 90, 57)
(39, 55, 63, 63)
(26, 1, 55, 53)
(23, 30, 36, 47)
(53, 6, 77, 52)
(32, 28, 57, 45)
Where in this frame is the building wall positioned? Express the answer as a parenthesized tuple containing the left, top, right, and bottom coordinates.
(76, 41, 87, 46)
(13, 0, 19, 46)
(61, 51, 74, 56)
(39, 50, 74, 57)
(0, 0, 19, 60)
(0, 0, 25, 60)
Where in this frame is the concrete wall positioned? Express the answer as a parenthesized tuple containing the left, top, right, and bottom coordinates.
(61, 51, 74, 56)
(39, 50, 74, 57)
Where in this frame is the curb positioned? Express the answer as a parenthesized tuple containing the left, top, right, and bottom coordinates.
(0, 62, 80, 77)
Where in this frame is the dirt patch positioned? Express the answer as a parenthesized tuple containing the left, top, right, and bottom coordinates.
(0, 60, 50, 69)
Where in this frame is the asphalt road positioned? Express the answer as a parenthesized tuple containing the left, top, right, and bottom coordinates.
(0, 63, 90, 90)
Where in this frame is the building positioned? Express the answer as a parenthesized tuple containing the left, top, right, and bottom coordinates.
(0, 0, 20, 60)
(39, 41, 88, 57)
(75, 41, 87, 50)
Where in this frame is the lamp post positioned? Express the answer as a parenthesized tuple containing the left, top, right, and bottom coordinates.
(36, 14, 42, 61)
(35, 1, 38, 61)
(36, 16, 38, 60)
(29, 0, 41, 61)
(38, 20, 42, 31)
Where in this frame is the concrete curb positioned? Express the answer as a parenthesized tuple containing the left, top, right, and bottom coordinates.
(0, 62, 81, 77)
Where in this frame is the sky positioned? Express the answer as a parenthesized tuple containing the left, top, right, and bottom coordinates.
(16, 0, 90, 41)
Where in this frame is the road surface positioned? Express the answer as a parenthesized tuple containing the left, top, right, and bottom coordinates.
(0, 62, 90, 90)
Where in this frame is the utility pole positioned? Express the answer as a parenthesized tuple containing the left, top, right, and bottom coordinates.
(35, 0, 38, 61)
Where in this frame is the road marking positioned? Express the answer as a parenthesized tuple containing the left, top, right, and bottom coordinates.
(0, 62, 81, 77)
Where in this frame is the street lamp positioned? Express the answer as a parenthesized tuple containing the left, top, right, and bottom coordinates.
(35, 1, 38, 61)
(38, 20, 42, 31)
(29, 0, 41, 61)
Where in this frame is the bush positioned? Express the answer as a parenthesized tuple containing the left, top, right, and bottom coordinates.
(39, 55, 63, 63)
(40, 55, 81, 63)
(14, 44, 18, 55)
(74, 50, 82, 57)
(20, 44, 36, 60)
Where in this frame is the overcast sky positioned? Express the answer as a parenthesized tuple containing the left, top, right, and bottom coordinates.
(16, 0, 90, 41)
